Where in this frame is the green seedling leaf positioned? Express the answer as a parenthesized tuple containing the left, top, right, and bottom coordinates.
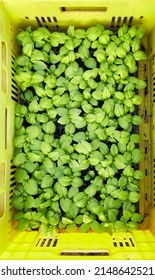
(132, 148, 143, 164)
(129, 191, 141, 203)
(60, 198, 72, 213)
(131, 213, 143, 223)
(24, 179, 38, 195)
(75, 141, 92, 155)
(41, 174, 54, 189)
(73, 192, 87, 208)
(12, 196, 24, 210)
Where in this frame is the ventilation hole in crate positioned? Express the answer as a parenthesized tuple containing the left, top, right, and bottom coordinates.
(145, 169, 148, 176)
(143, 63, 147, 72)
(39, 239, 46, 247)
(60, 6, 107, 12)
(145, 193, 148, 201)
(143, 65, 147, 80)
(113, 236, 135, 247)
(35, 16, 58, 29)
(129, 237, 135, 247)
(10, 167, 16, 172)
(128, 16, 133, 26)
(111, 17, 115, 28)
(12, 90, 18, 98)
(11, 59, 15, 68)
(113, 242, 117, 247)
(10, 181, 16, 188)
(111, 16, 134, 28)
(10, 163, 16, 169)
(11, 77, 19, 102)
(144, 86, 148, 96)
(9, 200, 12, 212)
(53, 237, 58, 247)
(11, 86, 17, 98)
(119, 241, 123, 247)
(47, 16, 52, 23)
(125, 242, 130, 247)
(11, 66, 16, 73)
(11, 54, 15, 61)
(46, 238, 53, 247)
(11, 60, 14, 67)
(25, 16, 29, 19)
(140, 16, 144, 19)
(60, 251, 109, 256)
(53, 16, 57, 23)
(10, 177, 17, 187)
(35, 238, 41, 247)
(11, 89, 18, 98)
(10, 176, 16, 182)
(10, 177, 15, 184)
(11, 77, 17, 85)
(116, 17, 122, 28)
(0, 162, 5, 188)
(144, 109, 148, 121)
(35, 237, 58, 247)
(10, 170, 16, 176)
(40, 17, 45, 23)
(122, 16, 127, 24)
(12, 83, 18, 92)
(2, 41, 7, 65)
(11, 67, 16, 76)
(9, 188, 14, 195)
(35, 16, 42, 27)
(11, 96, 18, 102)
(10, 175, 16, 184)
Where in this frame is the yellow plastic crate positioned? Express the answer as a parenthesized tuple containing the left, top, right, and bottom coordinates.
(0, 0, 155, 260)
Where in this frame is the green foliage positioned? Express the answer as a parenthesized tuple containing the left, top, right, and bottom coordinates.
(13, 23, 146, 235)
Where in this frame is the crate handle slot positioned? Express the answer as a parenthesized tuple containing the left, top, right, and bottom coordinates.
(61, 7, 107, 12)
(0, 192, 5, 218)
(5, 108, 9, 149)
(2, 69, 6, 94)
(0, 162, 6, 188)
(60, 250, 109, 256)
(2, 41, 7, 66)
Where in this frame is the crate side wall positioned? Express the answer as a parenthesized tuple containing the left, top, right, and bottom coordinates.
(0, 4, 19, 254)
(2, 0, 155, 35)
